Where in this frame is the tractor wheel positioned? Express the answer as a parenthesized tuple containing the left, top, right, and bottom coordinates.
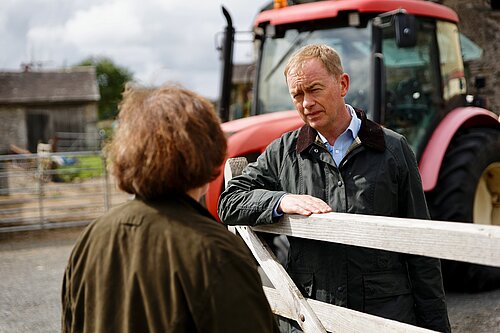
(426, 127, 500, 292)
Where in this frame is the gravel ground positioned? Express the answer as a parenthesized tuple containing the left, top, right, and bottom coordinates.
(0, 228, 80, 333)
(0, 228, 498, 333)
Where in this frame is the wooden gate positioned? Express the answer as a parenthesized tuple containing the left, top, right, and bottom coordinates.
(224, 157, 500, 333)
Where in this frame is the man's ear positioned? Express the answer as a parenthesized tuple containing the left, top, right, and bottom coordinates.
(340, 73, 350, 97)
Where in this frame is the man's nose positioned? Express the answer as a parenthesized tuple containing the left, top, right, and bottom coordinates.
(302, 93, 315, 109)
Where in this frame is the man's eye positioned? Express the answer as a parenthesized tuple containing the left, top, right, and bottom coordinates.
(292, 93, 303, 99)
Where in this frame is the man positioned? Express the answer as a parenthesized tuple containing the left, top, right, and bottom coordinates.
(62, 85, 279, 333)
(218, 44, 451, 332)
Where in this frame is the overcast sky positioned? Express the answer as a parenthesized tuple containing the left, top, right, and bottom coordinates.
(0, 0, 270, 99)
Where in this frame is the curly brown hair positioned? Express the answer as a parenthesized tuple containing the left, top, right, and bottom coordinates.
(106, 84, 227, 199)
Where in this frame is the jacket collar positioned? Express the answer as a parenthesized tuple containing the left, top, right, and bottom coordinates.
(296, 108, 385, 154)
(138, 191, 217, 222)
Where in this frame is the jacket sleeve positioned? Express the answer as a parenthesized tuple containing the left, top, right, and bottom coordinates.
(205, 259, 280, 333)
(197, 241, 280, 333)
(61, 264, 72, 333)
(398, 136, 451, 333)
(406, 255, 451, 332)
(397, 136, 430, 220)
(218, 138, 288, 226)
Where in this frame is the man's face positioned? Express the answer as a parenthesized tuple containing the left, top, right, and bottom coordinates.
(286, 58, 349, 135)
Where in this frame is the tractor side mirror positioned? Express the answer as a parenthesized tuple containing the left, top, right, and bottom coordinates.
(394, 13, 417, 48)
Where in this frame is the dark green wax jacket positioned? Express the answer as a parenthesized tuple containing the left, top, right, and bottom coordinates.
(219, 110, 451, 332)
(62, 193, 279, 333)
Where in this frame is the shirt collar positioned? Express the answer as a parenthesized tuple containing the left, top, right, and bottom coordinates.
(296, 108, 386, 154)
(317, 104, 361, 145)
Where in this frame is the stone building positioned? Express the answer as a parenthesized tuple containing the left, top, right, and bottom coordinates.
(0, 67, 100, 154)
(441, 0, 500, 114)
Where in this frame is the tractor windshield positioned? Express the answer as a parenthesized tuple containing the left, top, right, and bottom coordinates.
(255, 18, 466, 157)
(257, 25, 371, 115)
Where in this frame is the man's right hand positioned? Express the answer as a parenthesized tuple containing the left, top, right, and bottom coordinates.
(278, 194, 332, 216)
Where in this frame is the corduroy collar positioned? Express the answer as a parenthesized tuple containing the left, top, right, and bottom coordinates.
(137, 191, 217, 222)
(296, 108, 385, 154)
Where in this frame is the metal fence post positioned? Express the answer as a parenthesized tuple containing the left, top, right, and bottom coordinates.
(101, 153, 110, 211)
(36, 154, 45, 228)
(0, 159, 8, 196)
(36, 143, 52, 228)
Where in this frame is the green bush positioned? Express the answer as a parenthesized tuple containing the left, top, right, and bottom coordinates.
(55, 155, 104, 182)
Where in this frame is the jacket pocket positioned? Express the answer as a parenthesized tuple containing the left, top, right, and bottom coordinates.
(289, 271, 314, 298)
(362, 271, 416, 324)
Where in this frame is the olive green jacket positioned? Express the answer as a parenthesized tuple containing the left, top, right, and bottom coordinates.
(62, 193, 279, 333)
(219, 110, 451, 332)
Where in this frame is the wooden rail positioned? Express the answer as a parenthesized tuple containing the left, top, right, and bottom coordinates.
(253, 213, 500, 267)
(224, 157, 500, 333)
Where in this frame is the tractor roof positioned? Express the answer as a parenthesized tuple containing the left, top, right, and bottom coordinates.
(255, 0, 458, 27)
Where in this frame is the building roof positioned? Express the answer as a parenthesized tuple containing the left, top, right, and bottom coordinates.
(0, 67, 100, 104)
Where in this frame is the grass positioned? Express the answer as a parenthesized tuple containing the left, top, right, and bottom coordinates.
(55, 155, 104, 182)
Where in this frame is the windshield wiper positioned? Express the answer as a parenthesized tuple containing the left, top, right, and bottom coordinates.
(264, 31, 313, 82)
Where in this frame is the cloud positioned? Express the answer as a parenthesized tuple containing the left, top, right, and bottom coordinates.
(1, 0, 270, 98)
(65, 1, 143, 47)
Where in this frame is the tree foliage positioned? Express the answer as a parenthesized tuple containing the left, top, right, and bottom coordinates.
(76, 57, 133, 120)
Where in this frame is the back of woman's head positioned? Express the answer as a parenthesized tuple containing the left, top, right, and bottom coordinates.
(106, 84, 227, 199)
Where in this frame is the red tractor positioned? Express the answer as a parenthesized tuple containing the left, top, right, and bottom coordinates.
(207, 0, 500, 291)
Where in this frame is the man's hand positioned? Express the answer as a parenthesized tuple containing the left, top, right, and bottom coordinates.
(278, 194, 332, 216)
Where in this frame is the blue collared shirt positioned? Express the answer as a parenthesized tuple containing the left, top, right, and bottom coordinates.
(317, 104, 361, 167)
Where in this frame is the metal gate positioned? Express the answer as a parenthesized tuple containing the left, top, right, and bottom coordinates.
(0, 151, 129, 233)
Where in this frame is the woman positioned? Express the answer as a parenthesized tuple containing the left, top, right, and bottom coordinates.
(62, 85, 279, 333)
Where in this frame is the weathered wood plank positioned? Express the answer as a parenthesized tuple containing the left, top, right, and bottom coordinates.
(253, 213, 500, 267)
(263, 286, 437, 333)
(237, 226, 326, 332)
(225, 157, 326, 332)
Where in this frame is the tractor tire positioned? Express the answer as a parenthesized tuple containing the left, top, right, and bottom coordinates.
(426, 127, 500, 292)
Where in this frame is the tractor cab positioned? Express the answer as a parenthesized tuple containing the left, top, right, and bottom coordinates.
(251, 2, 468, 159)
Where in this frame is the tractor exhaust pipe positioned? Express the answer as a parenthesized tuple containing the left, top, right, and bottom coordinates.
(218, 6, 234, 123)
